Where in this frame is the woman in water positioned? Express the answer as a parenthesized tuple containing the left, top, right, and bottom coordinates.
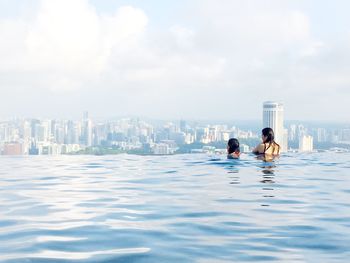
(227, 138, 240, 159)
(252, 127, 280, 156)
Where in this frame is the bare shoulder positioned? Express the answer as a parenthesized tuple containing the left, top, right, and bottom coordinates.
(252, 143, 265, 154)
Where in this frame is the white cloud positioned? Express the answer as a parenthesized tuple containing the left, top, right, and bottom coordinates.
(170, 26, 195, 49)
(0, 0, 349, 121)
(0, 0, 148, 91)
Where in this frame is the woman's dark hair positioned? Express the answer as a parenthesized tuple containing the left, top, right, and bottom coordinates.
(227, 138, 240, 154)
(262, 127, 280, 153)
(262, 127, 275, 143)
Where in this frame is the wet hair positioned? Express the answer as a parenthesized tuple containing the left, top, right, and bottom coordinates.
(261, 128, 281, 153)
(262, 127, 275, 143)
(227, 138, 240, 154)
(262, 127, 280, 150)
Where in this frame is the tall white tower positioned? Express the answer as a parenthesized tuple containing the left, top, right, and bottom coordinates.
(263, 101, 287, 152)
(82, 111, 92, 147)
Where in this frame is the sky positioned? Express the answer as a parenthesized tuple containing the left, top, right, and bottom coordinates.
(0, 0, 349, 121)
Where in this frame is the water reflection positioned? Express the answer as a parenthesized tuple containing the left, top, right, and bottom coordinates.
(229, 174, 240, 184)
(226, 161, 240, 184)
(257, 155, 278, 206)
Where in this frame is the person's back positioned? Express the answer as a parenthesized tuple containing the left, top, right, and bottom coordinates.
(257, 142, 280, 155)
(253, 128, 280, 156)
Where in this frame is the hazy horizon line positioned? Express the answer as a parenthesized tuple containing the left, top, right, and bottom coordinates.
(1, 115, 349, 125)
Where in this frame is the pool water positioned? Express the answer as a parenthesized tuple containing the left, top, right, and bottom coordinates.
(0, 153, 349, 262)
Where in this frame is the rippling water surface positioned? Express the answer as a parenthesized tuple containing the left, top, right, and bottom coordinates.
(0, 153, 350, 262)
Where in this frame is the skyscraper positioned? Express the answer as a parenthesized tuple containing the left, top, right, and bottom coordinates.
(299, 135, 313, 152)
(82, 111, 92, 147)
(263, 101, 287, 152)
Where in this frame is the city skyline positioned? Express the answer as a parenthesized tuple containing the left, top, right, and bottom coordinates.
(2, 111, 350, 124)
(1, 112, 350, 126)
(1, 1, 350, 121)
(1, 109, 349, 156)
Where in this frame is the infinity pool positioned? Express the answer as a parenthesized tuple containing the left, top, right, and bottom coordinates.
(0, 153, 349, 262)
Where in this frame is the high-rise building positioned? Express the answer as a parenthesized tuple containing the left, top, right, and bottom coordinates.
(316, 128, 327, 143)
(35, 121, 50, 142)
(153, 143, 169, 155)
(82, 112, 92, 146)
(283, 128, 288, 152)
(340, 129, 350, 142)
(299, 135, 313, 152)
(263, 101, 287, 152)
(289, 124, 297, 141)
(180, 120, 187, 132)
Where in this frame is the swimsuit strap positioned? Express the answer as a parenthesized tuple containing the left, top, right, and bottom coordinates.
(264, 143, 271, 153)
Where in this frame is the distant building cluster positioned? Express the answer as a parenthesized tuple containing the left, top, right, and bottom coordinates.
(288, 124, 350, 152)
(262, 101, 349, 153)
(0, 112, 257, 155)
(1, 107, 349, 156)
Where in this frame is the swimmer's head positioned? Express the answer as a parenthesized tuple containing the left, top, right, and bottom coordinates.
(262, 127, 275, 143)
(227, 138, 240, 154)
